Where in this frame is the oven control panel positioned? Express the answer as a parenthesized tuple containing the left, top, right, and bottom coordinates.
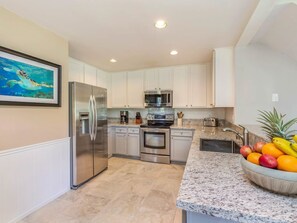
(147, 114, 174, 121)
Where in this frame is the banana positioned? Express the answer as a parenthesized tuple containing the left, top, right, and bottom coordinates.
(293, 135, 297, 143)
(272, 137, 297, 158)
(290, 142, 297, 153)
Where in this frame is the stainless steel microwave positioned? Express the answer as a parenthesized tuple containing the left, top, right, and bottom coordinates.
(144, 90, 173, 108)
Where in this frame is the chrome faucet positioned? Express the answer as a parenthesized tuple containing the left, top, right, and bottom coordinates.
(223, 125, 249, 145)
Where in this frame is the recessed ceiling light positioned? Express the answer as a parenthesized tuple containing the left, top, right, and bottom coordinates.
(110, 58, 117, 63)
(170, 50, 178, 55)
(155, 20, 167, 29)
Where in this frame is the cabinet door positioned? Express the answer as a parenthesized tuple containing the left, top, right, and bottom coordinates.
(127, 70, 144, 108)
(213, 47, 234, 107)
(115, 133, 127, 155)
(189, 64, 207, 108)
(144, 69, 158, 90)
(96, 69, 107, 88)
(127, 133, 140, 156)
(173, 66, 188, 108)
(84, 64, 97, 86)
(108, 127, 115, 157)
(111, 72, 127, 108)
(69, 58, 84, 83)
(106, 73, 112, 108)
(206, 63, 214, 107)
(171, 136, 192, 162)
(158, 67, 173, 90)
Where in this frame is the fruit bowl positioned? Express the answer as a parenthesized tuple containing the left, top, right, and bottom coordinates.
(241, 157, 297, 195)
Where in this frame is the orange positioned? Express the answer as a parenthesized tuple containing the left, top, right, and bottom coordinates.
(277, 155, 297, 172)
(262, 143, 284, 158)
(247, 153, 262, 165)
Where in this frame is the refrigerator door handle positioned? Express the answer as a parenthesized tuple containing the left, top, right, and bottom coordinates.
(89, 95, 94, 141)
(92, 95, 98, 140)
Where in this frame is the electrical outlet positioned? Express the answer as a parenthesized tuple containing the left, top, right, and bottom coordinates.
(272, 93, 279, 102)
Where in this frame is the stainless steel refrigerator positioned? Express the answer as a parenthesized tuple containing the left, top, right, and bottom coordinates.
(69, 82, 108, 189)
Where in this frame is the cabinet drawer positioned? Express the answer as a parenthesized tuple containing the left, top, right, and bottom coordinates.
(115, 127, 127, 133)
(171, 130, 193, 137)
(128, 128, 139, 134)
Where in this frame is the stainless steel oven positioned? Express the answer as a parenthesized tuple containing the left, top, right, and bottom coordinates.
(140, 111, 174, 164)
(140, 127, 170, 164)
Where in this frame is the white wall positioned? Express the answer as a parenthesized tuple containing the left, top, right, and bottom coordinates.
(108, 108, 226, 120)
(234, 43, 297, 125)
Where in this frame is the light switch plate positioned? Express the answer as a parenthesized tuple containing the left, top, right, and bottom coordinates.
(272, 93, 279, 102)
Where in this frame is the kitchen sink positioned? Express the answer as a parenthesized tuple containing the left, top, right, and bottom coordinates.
(200, 139, 241, 154)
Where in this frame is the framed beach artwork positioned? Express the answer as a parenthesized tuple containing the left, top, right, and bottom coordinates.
(0, 46, 61, 106)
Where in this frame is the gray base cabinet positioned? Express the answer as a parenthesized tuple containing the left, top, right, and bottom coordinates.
(171, 130, 193, 162)
(108, 127, 115, 157)
(186, 211, 236, 223)
(114, 127, 140, 157)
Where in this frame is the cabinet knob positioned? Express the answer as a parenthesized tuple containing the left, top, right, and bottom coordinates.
(191, 105, 192, 107)
(186, 105, 188, 107)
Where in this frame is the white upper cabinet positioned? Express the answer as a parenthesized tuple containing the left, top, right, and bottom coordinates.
(127, 70, 144, 108)
(188, 64, 207, 108)
(144, 69, 158, 90)
(84, 64, 97, 86)
(173, 66, 188, 108)
(106, 73, 112, 108)
(206, 63, 213, 108)
(111, 72, 127, 108)
(96, 69, 107, 88)
(173, 64, 207, 108)
(144, 67, 173, 90)
(69, 58, 84, 83)
(212, 47, 234, 107)
(68, 57, 108, 89)
(158, 67, 173, 90)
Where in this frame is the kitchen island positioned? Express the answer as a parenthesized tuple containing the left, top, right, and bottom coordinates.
(176, 127, 297, 223)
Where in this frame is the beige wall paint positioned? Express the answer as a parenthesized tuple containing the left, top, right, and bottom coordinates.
(0, 7, 69, 150)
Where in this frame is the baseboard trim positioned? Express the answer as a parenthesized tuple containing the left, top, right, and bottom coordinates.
(10, 188, 69, 223)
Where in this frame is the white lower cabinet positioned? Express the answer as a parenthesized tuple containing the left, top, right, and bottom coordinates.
(127, 133, 140, 156)
(115, 133, 127, 154)
(171, 130, 193, 162)
(114, 127, 140, 157)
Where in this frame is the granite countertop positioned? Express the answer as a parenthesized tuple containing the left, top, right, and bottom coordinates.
(176, 126, 297, 223)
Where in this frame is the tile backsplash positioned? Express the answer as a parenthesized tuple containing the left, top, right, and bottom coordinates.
(108, 108, 226, 119)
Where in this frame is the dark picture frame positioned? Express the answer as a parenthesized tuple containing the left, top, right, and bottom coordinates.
(0, 46, 61, 107)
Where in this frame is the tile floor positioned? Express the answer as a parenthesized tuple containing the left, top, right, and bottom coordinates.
(20, 157, 185, 223)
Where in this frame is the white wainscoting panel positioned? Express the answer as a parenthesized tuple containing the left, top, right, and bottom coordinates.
(0, 138, 70, 223)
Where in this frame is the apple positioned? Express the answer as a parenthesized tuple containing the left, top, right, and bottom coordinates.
(253, 142, 266, 153)
(259, 154, 278, 168)
(240, 145, 252, 158)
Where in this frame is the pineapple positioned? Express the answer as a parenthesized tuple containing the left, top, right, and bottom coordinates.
(258, 107, 297, 140)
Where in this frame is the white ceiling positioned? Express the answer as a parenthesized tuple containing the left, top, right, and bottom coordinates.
(0, 0, 259, 71)
(252, 3, 297, 62)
